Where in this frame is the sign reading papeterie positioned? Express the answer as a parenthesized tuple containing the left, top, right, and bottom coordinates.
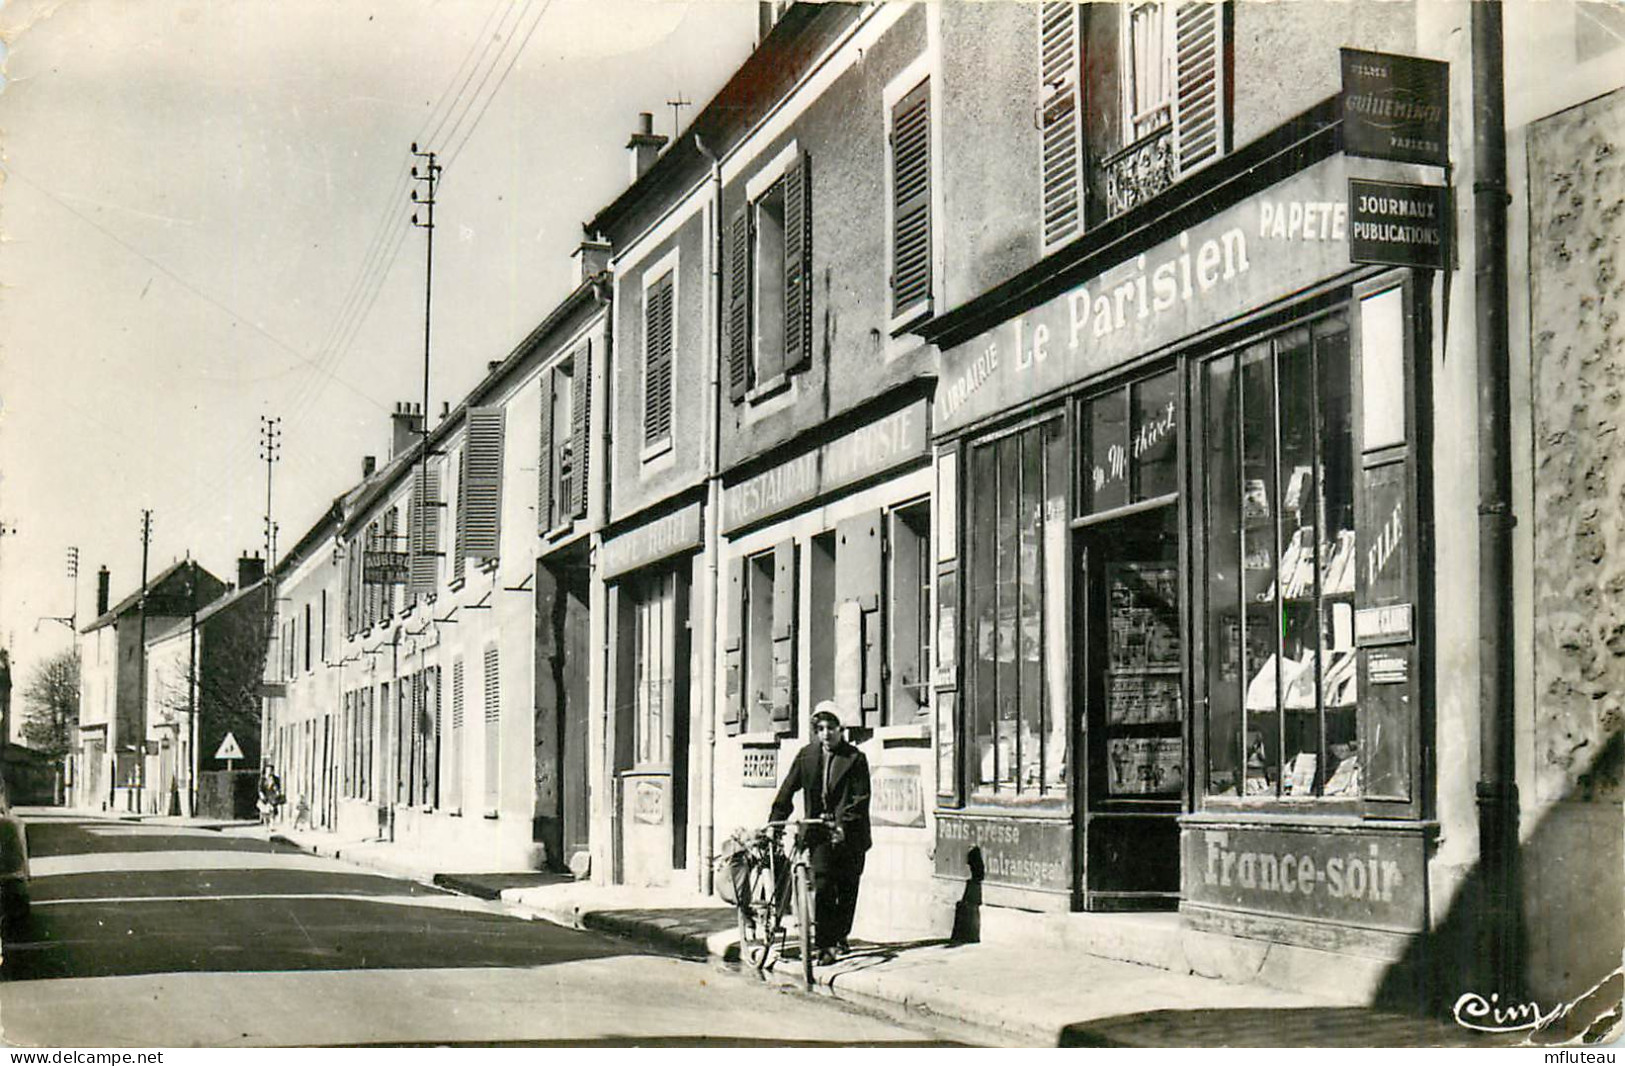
(1348, 179, 1447, 269)
(1340, 48, 1448, 166)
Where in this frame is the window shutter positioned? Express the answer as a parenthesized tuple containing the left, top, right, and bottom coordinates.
(448, 656, 464, 812)
(643, 276, 675, 445)
(783, 154, 813, 374)
(727, 207, 752, 401)
(409, 461, 441, 599)
(344, 536, 359, 635)
(890, 80, 932, 319)
(381, 508, 398, 620)
(836, 510, 885, 725)
(1172, 1, 1225, 175)
(723, 556, 745, 736)
(452, 447, 468, 584)
(770, 540, 798, 733)
(1040, 2, 1085, 249)
(482, 644, 500, 812)
(463, 407, 505, 560)
(571, 343, 591, 519)
(537, 371, 554, 534)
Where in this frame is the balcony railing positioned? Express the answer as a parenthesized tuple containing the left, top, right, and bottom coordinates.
(1102, 122, 1175, 218)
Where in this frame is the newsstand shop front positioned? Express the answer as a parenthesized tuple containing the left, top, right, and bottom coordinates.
(925, 141, 1441, 993)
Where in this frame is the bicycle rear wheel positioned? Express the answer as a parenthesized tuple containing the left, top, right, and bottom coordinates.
(793, 863, 814, 990)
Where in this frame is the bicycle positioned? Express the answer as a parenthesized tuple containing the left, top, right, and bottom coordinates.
(719, 816, 830, 989)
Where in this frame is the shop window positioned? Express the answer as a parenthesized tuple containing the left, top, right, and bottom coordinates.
(1202, 314, 1358, 802)
(633, 570, 678, 766)
(966, 417, 1070, 799)
(808, 532, 837, 711)
(727, 151, 812, 400)
(1081, 368, 1179, 514)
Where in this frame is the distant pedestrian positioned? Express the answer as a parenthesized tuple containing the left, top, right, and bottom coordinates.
(769, 702, 871, 965)
(257, 766, 284, 825)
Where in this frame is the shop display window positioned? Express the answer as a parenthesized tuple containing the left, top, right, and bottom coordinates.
(1203, 314, 1357, 801)
(966, 416, 1069, 799)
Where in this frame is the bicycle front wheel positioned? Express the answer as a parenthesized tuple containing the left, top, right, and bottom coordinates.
(793, 864, 814, 990)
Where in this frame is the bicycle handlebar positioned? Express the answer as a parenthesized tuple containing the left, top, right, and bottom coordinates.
(759, 817, 833, 830)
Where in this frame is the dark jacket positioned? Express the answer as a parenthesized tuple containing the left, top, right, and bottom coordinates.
(770, 740, 872, 853)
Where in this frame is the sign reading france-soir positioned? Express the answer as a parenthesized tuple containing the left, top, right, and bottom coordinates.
(936, 154, 1414, 435)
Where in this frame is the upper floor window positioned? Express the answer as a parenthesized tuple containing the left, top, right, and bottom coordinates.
(887, 73, 932, 329)
(643, 265, 676, 449)
(727, 147, 812, 401)
(539, 344, 590, 530)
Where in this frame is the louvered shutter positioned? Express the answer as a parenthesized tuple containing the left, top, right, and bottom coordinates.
(448, 657, 464, 812)
(722, 556, 745, 736)
(770, 540, 798, 733)
(409, 461, 441, 599)
(1172, 1, 1225, 175)
(782, 154, 813, 374)
(452, 447, 468, 584)
(345, 536, 359, 635)
(382, 508, 398, 619)
(726, 207, 752, 401)
(836, 510, 885, 726)
(482, 644, 500, 812)
(537, 370, 554, 534)
(890, 80, 932, 319)
(643, 276, 674, 445)
(1040, 2, 1085, 249)
(462, 407, 505, 560)
(571, 342, 591, 518)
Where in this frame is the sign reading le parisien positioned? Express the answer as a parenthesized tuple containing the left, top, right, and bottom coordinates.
(1340, 48, 1448, 166)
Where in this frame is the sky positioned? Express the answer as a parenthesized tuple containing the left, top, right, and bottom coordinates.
(0, 0, 759, 734)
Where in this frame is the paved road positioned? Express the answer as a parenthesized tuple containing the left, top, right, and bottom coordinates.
(1, 813, 959, 1047)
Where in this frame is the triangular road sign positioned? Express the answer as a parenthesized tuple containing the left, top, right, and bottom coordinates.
(214, 732, 245, 761)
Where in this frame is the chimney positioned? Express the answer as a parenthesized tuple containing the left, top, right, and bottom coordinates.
(238, 552, 265, 590)
(390, 402, 424, 459)
(627, 112, 668, 184)
(572, 236, 613, 288)
(440, 401, 450, 423)
(488, 360, 503, 375)
(363, 455, 377, 478)
(97, 566, 110, 617)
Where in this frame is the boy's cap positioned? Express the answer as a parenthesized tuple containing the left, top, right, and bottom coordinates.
(811, 700, 844, 728)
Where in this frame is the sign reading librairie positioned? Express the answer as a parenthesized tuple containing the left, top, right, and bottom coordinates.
(1349, 179, 1447, 269)
(1340, 48, 1448, 166)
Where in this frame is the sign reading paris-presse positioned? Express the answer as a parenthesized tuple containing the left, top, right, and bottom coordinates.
(1340, 48, 1449, 166)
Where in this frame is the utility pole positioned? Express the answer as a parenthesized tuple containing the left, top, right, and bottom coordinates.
(260, 416, 281, 778)
(186, 560, 198, 817)
(410, 143, 441, 608)
(66, 547, 79, 633)
(135, 510, 152, 813)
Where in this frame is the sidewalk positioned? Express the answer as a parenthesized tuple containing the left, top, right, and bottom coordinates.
(217, 819, 1525, 1048)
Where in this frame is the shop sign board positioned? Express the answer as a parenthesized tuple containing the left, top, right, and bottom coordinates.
(935, 154, 1422, 435)
(600, 501, 703, 580)
(935, 814, 1070, 893)
(363, 549, 410, 585)
(1183, 823, 1427, 932)
(1340, 49, 1448, 166)
(1348, 179, 1447, 269)
(722, 399, 929, 533)
(872, 766, 926, 828)
(631, 778, 667, 825)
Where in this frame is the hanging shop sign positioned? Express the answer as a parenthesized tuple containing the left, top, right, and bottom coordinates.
(1348, 179, 1448, 269)
(935, 813, 1071, 894)
(600, 501, 704, 580)
(935, 154, 1425, 435)
(1182, 822, 1427, 933)
(871, 765, 926, 828)
(722, 399, 930, 533)
(1340, 48, 1449, 166)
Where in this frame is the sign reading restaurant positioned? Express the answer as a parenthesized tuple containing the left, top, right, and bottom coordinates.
(722, 398, 930, 533)
(933, 154, 1424, 435)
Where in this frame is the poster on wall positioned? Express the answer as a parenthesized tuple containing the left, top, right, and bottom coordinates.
(1107, 564, 1181, 671)
(1107, 737, 1184, 795)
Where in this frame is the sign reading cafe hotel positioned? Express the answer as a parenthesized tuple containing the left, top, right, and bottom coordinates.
(934, 155, 1419, 434)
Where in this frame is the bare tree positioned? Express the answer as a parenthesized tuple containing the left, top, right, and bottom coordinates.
(21, 647, 79, 761)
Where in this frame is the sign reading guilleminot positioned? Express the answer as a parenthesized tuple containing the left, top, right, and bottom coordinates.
(1340, 48, 1449, 166)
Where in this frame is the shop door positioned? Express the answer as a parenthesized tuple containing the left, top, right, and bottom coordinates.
(1076, 503, 1184, 909)
(560, 575, 591, 868)
(614, 568, 690, 887)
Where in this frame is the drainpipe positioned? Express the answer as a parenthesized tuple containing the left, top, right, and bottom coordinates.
(695, 134, 725, 896)
(1470, 1, 1519, 996)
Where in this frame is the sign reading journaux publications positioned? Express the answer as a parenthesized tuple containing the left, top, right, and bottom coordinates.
(1348, 179, 1447, 269)
(1340, 48, 1448, 166)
